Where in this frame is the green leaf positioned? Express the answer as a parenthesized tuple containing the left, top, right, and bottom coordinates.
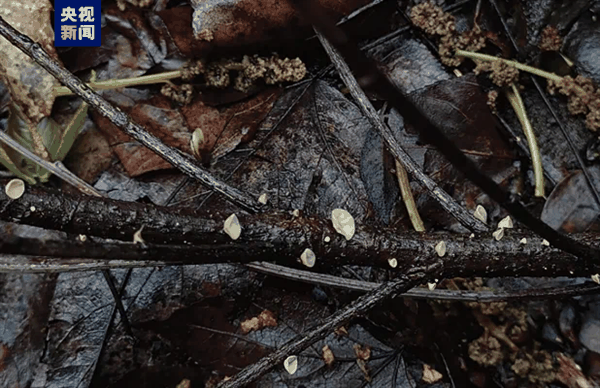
(52, 101, 88, 162)
(5, 103, 50, 180)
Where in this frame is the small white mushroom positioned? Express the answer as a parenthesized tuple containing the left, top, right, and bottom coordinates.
(5, 179, 25, 199)
(592, 274, 600, 284)
(133, 226, 145, 244)
(427, 280, 438, 291)
(292, 209, 300, 217)
(519, 238, 527, 244)
(331, 209, 355, 240)
(284, 356, 298, 375)
(469, 233, 475, 239)
(498, 215, 513, 229)
(473, 205, 487, 223)
(541, 239, 550, 246)
(388, 258, 398, 268)
(224, 214, 241, 240)
(435, 241, 446, 257)
(492, 228, 504, 241)
(258, 193, 268, 204)
(324, 236, 331, 243)
(30, 206, 35, 212)
(300, 248, 316, 268)
(78, 234, 87, 242)
(190, 128, 204, 159)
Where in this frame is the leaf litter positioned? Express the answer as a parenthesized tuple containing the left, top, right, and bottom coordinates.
(3, 0, 600, 386)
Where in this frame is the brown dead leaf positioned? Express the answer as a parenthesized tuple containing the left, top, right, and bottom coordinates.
(181, 89, 280, 165)
(93, 94, 193, 176)
(64, 128, 114, 183)
(180, 100, 227, 162)
(211, 90, 280, 163)
(158, 0, 373, 57)
(0, 0, 58, 124)
(557, 353, 592, 388)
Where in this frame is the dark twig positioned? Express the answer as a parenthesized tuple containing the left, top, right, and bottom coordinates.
(216, 269, 433, 388)
(4, 220, 600, 276)
(316, 30, 489, 232)
(101, 270, 133, 336)
(3, 185, 600, 276)
(0, 16, 260, 213)
(247, 262, 600, 301)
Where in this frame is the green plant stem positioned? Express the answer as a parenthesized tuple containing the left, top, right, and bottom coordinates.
(455, 49, 563, 82)
(394, 159, 425, 231)
(506, 83, 545, 197)
(53, 70, 182, 97)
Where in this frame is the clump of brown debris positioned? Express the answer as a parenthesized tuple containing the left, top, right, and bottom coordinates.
(410, 2, 486, 67)
(474, 60, 520, 87)
(161, 83, 194, 105)
(183, 54, 306, 94)
(163, 55, 306, 104)
(539, 25, 562, 52)
(411, 2, 520, 86)
(548, 75, 600, 131)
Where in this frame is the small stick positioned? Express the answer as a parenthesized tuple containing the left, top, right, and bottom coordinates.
(506, 84, 545, 197)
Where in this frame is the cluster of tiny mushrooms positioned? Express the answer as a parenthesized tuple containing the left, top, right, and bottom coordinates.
(2, 178, 560, 274)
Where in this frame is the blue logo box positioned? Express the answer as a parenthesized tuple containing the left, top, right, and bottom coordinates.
(54, 0, 101, 47)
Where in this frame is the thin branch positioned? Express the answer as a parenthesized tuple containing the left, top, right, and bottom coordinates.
(0, 255, 168, 272)
(5, 254, 597, 302)
(246, 262, 600, 301)
(455, 50, 562, 82)
(315, 30, 489, 233)
(394, 159, 425, 231)
(53, 70, 182, 97)
(506, 83, 544, 197)
(2, 191, 600, 278)
(0, 16, 261, 213)
(216, 269, 433, 388)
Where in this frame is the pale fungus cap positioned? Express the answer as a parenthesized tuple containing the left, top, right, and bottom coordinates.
(284, 355, 298, 375)
(435, 241, 446, 257)
(258, 193, 268, 204)
(473, 205, 487, 223)
(190, 128, 204, 159)
(498, 215, 513, 229)
(492, 228, 504, 241)
(300, 248, 316, 268)
(331, 208, 355, 240)
(224, 214, 241, 240)
(5, 178, 25, 199)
